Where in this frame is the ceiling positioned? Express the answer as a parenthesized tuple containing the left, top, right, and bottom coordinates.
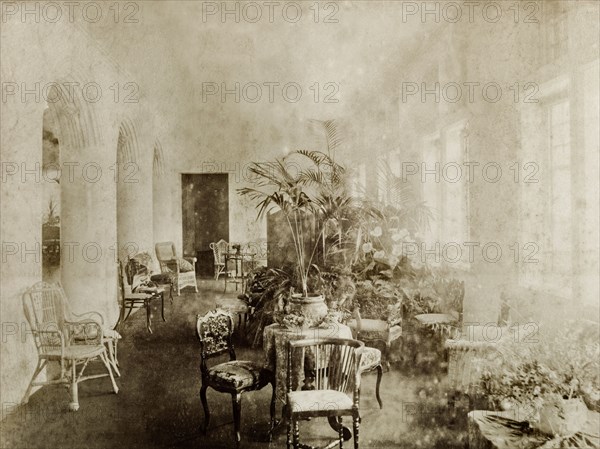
(80, 1, 433, 164)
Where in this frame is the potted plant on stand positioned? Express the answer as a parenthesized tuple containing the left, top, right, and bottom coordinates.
(238, 154, 331, 325)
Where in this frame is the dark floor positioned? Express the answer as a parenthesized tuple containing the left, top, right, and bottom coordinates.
(1, 279, 469, 449)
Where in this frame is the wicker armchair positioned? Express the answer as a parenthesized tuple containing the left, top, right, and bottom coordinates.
(347, 302, 402, 370)
(209, 239, 229, 281)
(155, 241, 198, 296)
(22, 282, 119, 411)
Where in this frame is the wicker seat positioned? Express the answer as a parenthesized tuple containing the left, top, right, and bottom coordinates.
(347, 303, 402, 370)
(22, 282, 119, 411)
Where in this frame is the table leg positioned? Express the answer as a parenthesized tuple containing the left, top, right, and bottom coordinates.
(161, 291, 166, 322)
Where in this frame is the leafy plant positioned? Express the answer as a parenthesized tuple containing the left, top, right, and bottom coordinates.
(238, 119, 355, 296)
(480, 320, 600, 414)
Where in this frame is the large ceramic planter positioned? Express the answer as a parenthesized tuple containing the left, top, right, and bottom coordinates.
(290, 293, 328, 323)
(536, 397, 588, 436)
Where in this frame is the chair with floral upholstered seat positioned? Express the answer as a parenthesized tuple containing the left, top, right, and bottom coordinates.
(196, 310, 276, 448)
(155, 241, 198, 296)
(286, 338, 365, 449)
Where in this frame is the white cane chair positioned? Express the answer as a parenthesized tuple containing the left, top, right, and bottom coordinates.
(22, 282, 119, 411)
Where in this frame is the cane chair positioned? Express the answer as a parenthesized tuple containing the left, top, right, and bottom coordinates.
(196, 310, 276, 448)
(347, 302, 402, 371)
(22, 282, 119, 411)
(209, 239, 229, 281)
(155, 241, 198, 296)
(115, 261, 165, 334)
(55, 282, 121, 377)
(286, 338, 364, 449)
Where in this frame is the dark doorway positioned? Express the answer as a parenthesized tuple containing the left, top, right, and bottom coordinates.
(182, 173, 229, 276)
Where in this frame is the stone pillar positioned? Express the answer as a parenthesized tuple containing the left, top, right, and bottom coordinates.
(116, 117, 154, 263)
(58, 106, 120, 326)
(0, 100, 46, 405)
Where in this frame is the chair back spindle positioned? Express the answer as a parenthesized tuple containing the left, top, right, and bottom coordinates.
(287, 338, 363, 396)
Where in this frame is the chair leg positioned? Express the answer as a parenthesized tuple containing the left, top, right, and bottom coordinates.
(69, 362, 79, 411)
(160, 292, 166, 322)
(22, 359, 45, 404)
(384, 342, 391, 371)
(100, 352, 119, 394)
(352, 414, 360, 449)
(286, 417, 292, 449)
(106, 340, 120, 377)
(146, 300, 153, 334)
(338, 416, 344, 448)
(292, 418, 300, 449)
(231, 393, 242, 449)
(375, 364, 383, 409)
(200, 385, 210, 432)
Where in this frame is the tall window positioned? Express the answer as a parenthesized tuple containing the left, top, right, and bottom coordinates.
(421, 122, 470, 267)
(423, 134, 441, 243)
(519, 86, 572, 296)
(443, 122, 470, 247)
(545, 2, 569, 63)
(548, 100, 572, 278)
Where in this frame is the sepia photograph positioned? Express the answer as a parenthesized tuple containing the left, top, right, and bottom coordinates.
(0, 1, 599, 448)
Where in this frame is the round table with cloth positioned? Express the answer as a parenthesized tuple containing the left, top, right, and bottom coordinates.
(263, 322, 353, 406)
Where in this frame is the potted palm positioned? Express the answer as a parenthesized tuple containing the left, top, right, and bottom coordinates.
(238, 154, 329, 322)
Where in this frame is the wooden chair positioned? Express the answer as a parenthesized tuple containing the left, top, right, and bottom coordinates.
(115, 261, 165, 334)
(196, 310, 276, 448)
(286, 338, 364, 449)
(209, 239, 229, 281)
(22, 282, 119, 411)
(155, 241, 198, 296)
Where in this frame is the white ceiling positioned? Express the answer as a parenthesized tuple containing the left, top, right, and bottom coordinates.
(81, 1, 433, 164)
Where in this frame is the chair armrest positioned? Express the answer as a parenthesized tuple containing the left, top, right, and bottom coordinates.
(69, 310, 104, 325)
(37, 329, 65, 355)
(65, 320, 103, 345)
